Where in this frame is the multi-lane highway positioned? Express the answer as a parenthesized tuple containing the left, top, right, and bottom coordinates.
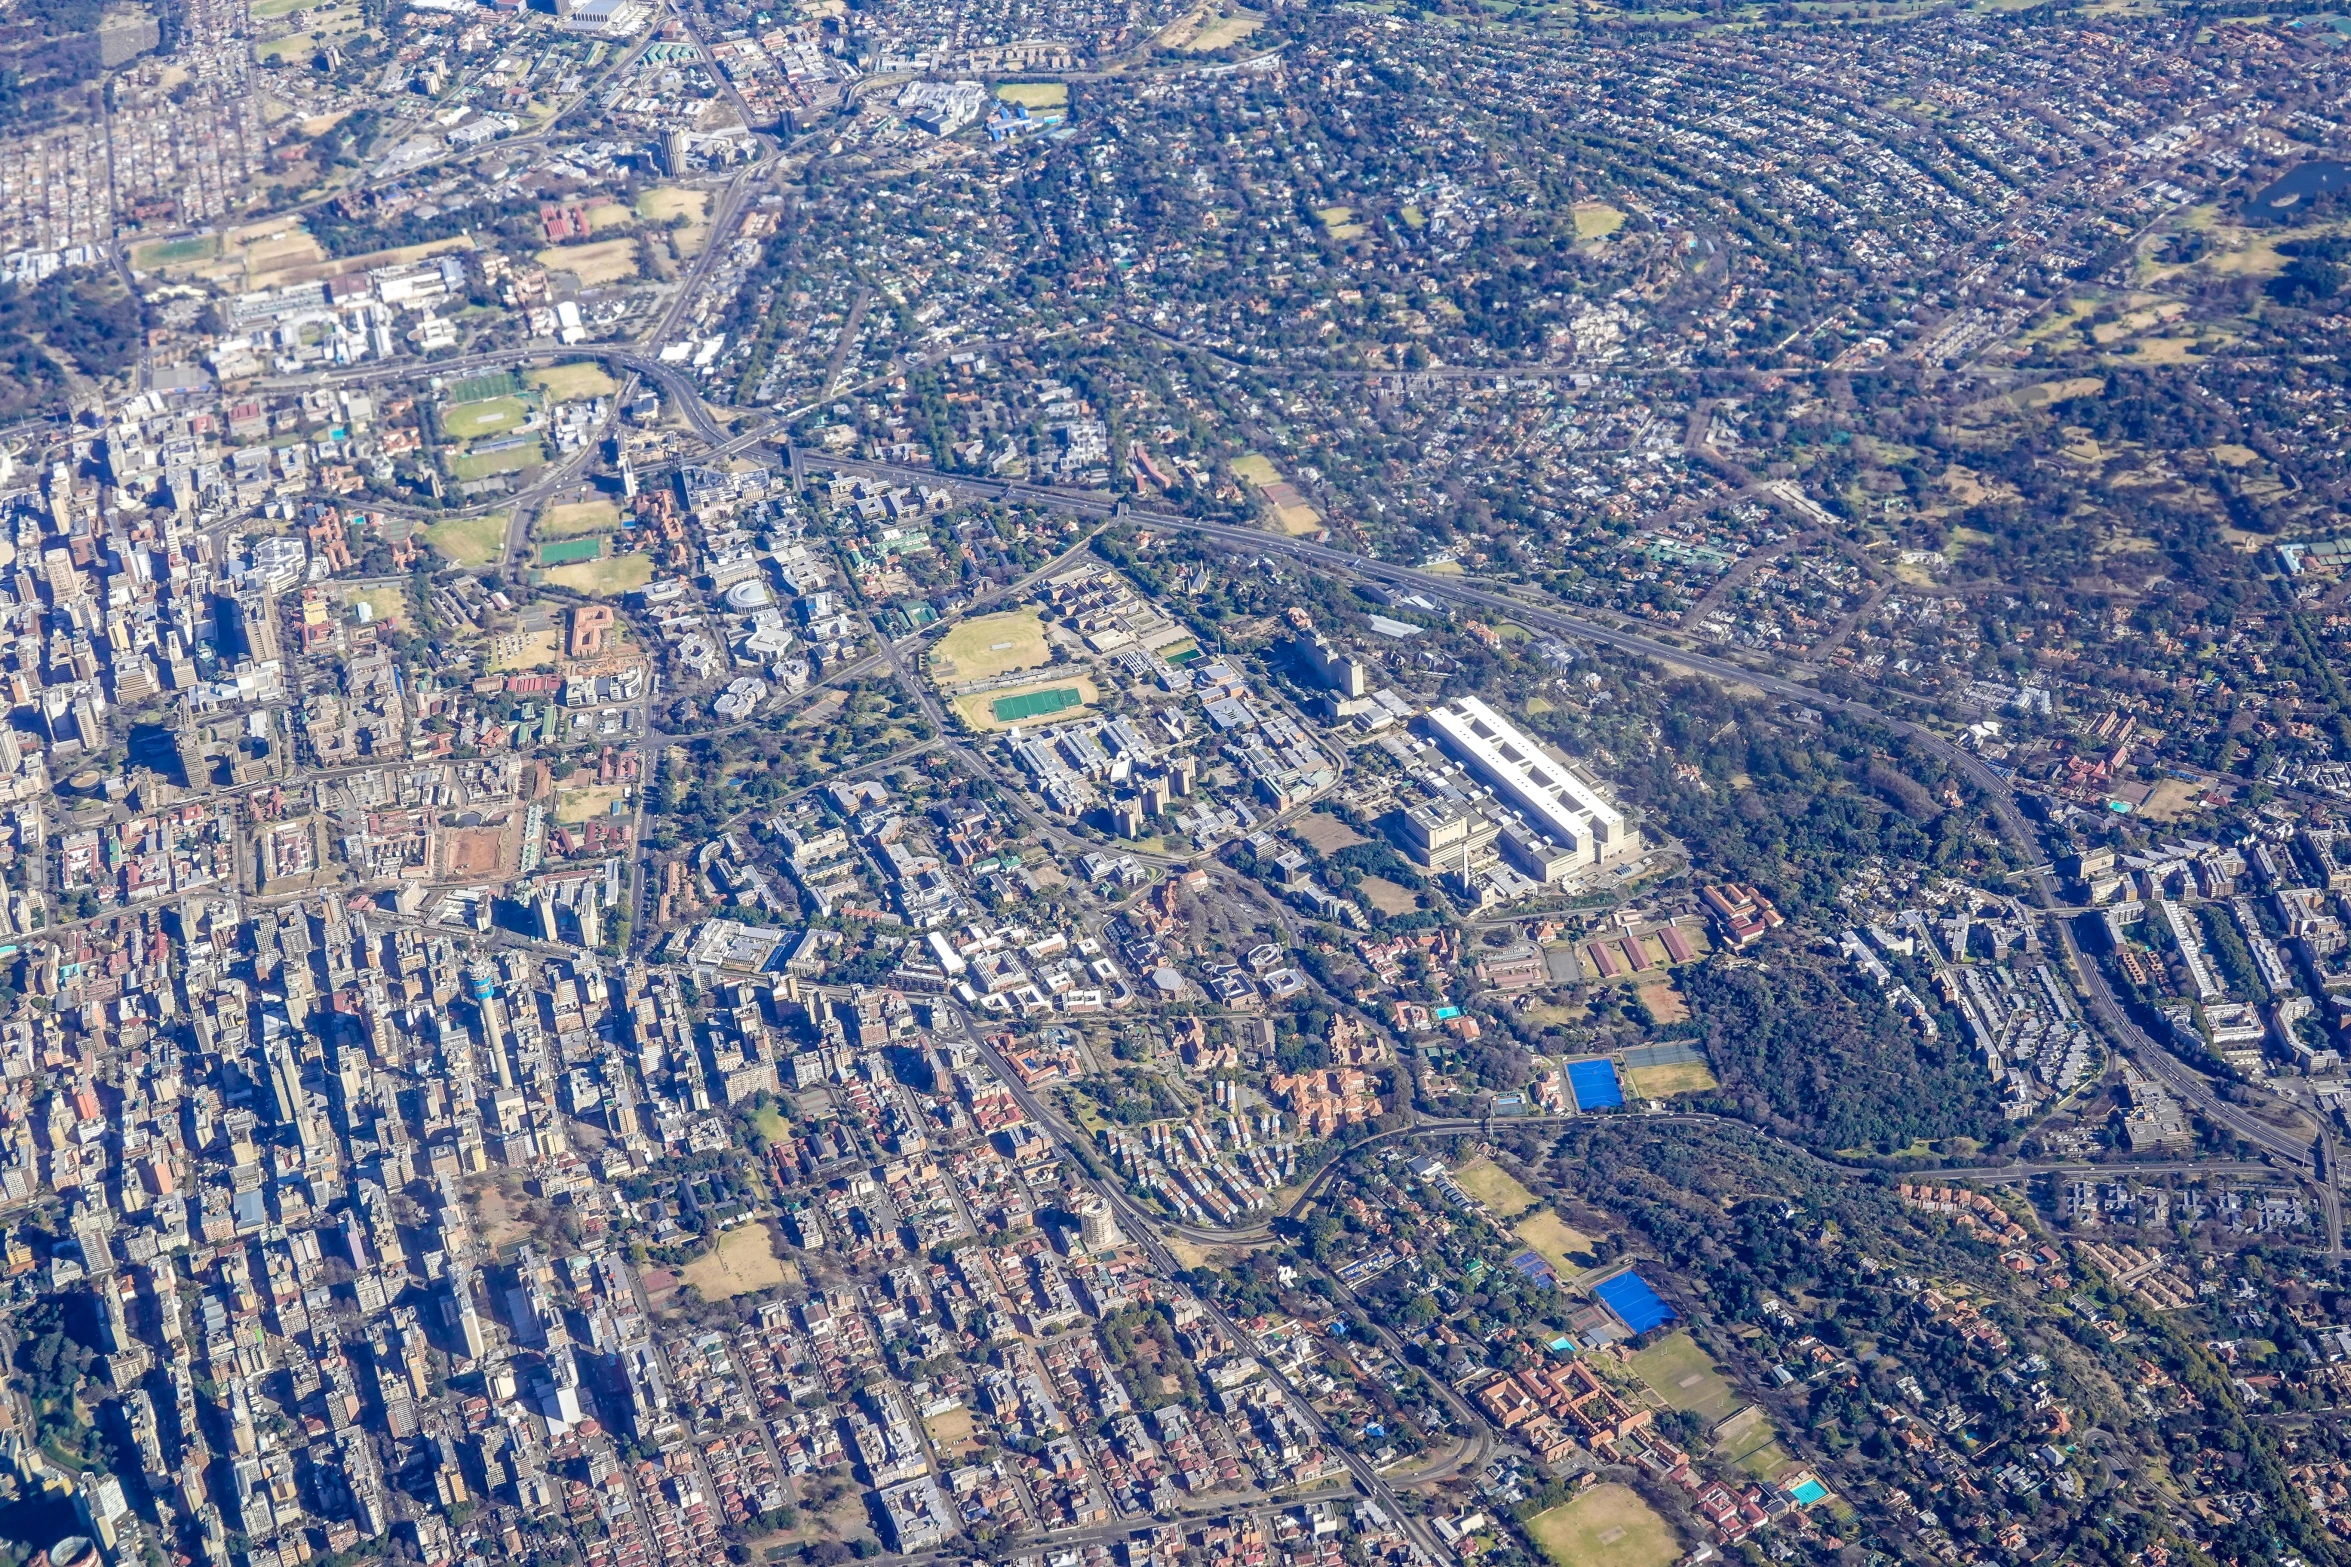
(779, 448, 2339, 1231)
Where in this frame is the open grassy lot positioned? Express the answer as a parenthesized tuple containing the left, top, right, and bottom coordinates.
(1523, 1485, 1679, 1567)
(339, 585, 406, 628)
(1451, 1156, 1540, 1219)
(952, 674, 1097, 731)
(996, 81, 1069, 108)
(539, 499, 621, 538)
(1359, 876, 1418, 916)
(441, 396, 531, 439)
(636, 186, 715, 255)
(1513, 1210, 1597, 1274)
(1573, 202, 1626, 241)
(554, 783, 629, 824)
(1629, 1331, 1742, 1425)
(527, 363, 621, 401)
(1624, 1059, 1717, 1098)
(1314, 205, 1368, 240)
(681, 1222, 795, 1301)
(426, 513, 506, 568)
(931, 608, 1052, 682)
(1230, 453, 1282, 485)
(2008, 376, 2105, 411)
(452, 445, 545, 482)
(534, 238, 639, 285)
(1186, 8, 1264, 47)
(543, 554, 655, 595)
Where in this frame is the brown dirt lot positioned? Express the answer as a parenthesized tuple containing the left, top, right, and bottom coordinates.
(1293, 813, 1368, 853)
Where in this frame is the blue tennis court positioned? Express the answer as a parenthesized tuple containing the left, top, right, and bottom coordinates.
(1594, 1271, 1675, 1333)
(1566, 1058, 1623, 1110)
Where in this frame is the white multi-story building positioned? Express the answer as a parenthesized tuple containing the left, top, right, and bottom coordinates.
(1423, 695, 1636, 874)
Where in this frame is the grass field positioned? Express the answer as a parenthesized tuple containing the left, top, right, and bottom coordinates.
(932, 608, 1052, 682)
(1523, 1486, 1679, 1567)
(1359, 876, 1418, 916)
(489, 628, 562, 673)
(555, 783, 629, 824)
(132, 235, 217, 269)
(539, 499, 621, 538)
(1629, 1332, 1742, 1425)
(637, 186, 712, 225)
(340, 586, 405, 628)
(1451, 1156, 1540, 1219)
(1185, 8, 1265, 47)
(448, 370, 520, 404)
(681, 1222, 794, 1301)
(426, 513, 507, 567)
(2008, 376, 2105, 411)
(544, 554, 655, 595)
(637, 186, 715, 257)
(996, 81, 1069, 108)
(1314, 205, 1368, 240)
(527, 363, 621, 401)
(452, 445, 545, 482)
(1230, 453, 1282, 485)
(1623, 1060, 1717, 1098)
(441, 396, 530, 439)
(1712, 1404, 1797, 1480)
(1573, 202, 1626, 241)
(1513, 1210, 1597, 1274)
(535, 238, 639, 285)
(953, 675, 1097, 731)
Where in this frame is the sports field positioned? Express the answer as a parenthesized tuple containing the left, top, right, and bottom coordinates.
(1573, 202, 1627, 241)
(539, 539, 602, 567)
(994, 686, 1083, 722)
(1629, 1331, 1741, 1425)
(133, 235, 217, 268)
(1450, 1156, 1539, 1219)
(447, 371, 520, 403)
(1523, 1486, 1678, 1567)
(442, 396, 530, 439)
(527, 363, 621, 401)
(1624, 1060, 1717, 1098)
(996, 81, 1069, 108)
(1712, 1404, 1797, 1480)
(932, 609, 1052, 682)
(539, 499, 621, 538)
(1513, 1210, 1597, 1275)
(452, 445, 545, 482)
(426, 513, 506, 567)
(953, 676, 1097, 731)
(544, 554, 655, 595)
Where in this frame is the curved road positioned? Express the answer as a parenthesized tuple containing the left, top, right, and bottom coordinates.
(787, 449, 2333, 1206)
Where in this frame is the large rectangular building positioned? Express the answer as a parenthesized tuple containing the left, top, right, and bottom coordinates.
(1424, 695, 1635, 871)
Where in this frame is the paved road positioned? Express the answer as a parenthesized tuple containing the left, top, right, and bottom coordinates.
(785, 449, 2338, 1208)
(959, 1020, 1452, 1563)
